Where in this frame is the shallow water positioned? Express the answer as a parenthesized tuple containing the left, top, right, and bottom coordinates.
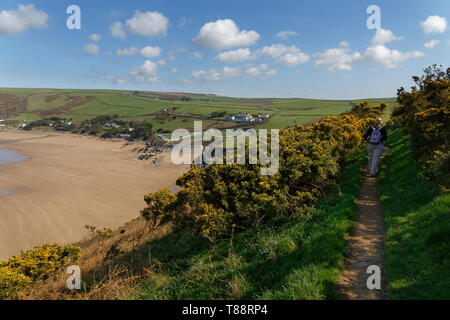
(0, 148, 26, 197)
(0, 148, 26, 166)
(0, 189, 17, 197)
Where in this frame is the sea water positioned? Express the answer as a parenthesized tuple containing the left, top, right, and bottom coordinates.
(0, 148, 26, 166)
(0, 148, 26, 197)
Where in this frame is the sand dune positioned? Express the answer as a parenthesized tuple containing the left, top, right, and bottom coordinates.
(0, 131, 189, 260)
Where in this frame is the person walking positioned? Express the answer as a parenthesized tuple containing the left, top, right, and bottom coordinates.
(364, 118, 388, 177)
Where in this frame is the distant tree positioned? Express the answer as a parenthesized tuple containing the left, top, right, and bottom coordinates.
(210, 111, 227, 118)
(130, 122, 154, 140)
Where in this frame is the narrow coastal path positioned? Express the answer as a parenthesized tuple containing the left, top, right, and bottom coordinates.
(335, 149, 388, 300)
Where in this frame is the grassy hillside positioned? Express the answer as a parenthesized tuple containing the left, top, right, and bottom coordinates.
(380, 129, 450, 299)
(22, 150, 365, 300)
(131, 153, 366, 300)
(0, 87, 396, 131)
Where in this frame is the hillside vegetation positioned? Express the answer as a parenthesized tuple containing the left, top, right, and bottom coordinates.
(380, 129, 450, 299)
(381, 65, 450, 299)
(1, 66, 447, 300)
(1, 101, 384, 299)
(0, 87, 396, 131)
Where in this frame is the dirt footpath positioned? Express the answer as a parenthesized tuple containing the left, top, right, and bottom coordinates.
(335, 150, 388, 299)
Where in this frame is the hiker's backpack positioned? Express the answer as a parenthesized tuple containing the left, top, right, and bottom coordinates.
(369, 126, 382, 144)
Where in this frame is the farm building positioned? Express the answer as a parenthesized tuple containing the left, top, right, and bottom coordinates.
(229, 113, 255, 123)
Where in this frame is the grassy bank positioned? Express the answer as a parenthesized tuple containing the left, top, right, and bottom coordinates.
(124, 152, 366, 300)
(379, 129, 450, 299)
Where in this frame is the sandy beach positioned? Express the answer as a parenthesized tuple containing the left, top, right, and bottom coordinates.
(0, 131, 189, 260)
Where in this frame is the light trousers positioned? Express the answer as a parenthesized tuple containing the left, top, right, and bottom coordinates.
(367, 143, 384, 175)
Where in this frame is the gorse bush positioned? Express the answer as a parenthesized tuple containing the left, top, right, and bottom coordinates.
(0, 244, 80, 299)
(140, 188, 176, 228)
(349, 101, 387, 119)
(0, 267, 32, 299)
(393, 65, 450, 186)
(142, 104, 383, 241)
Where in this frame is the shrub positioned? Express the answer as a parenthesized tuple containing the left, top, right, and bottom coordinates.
(141, 103, 382, 241)
(85, 225, 114, 240)
(393, 65, 450, 186)
(0, 267, 32, 299)
(141, 188, 177, 227)
(0, 244, 80, 299)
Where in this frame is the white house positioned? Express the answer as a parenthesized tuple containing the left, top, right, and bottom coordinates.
(234, 113, 254, 122)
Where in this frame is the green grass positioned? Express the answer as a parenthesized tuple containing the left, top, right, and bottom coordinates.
(126, 152, 366, 300)
(9, 113, 40, 121)
(379, 128, 450, 299)
(1, 87, 395, 131)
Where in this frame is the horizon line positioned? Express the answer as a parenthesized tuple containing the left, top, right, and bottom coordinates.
(0, 86, 397, 102)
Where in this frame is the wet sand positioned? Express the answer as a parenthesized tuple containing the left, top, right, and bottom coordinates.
(0, 131, 189, 260)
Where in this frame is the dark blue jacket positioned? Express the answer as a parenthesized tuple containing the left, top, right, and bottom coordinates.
(364, 126, 388, 144)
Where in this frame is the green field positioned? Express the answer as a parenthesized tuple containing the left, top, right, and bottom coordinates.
(0, 88, 397, 131)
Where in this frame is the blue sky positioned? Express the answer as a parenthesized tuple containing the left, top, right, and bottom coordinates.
(0, 0, 449, 99)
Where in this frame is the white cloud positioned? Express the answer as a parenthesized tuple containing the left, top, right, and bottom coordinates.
(89, 33, 102, 42)
(116, 46, 139, 56)
(84, 44, 100, 55)
(276, 30, 299, 39)
(177, 17, 192, 28)
(216, 48, 256, 63)
(157, 59, 167, 66)
(168, 50, 176, 61)
(424, 39, 440, 48)
(177, 47, 189, 53)
(371, 28, 402, 45)
(315, 41, 424, 71)
(193, 19, 260, 50)
(129, 60, 160, 82)
(126, 11, 169, 37)
(258, 44, 300, 58)
(421, 15, 447, 34)
(0, 4, 48, 35)
(276, 52, 309, 66)
(107, 76, 127, 84)
(339, 41, 349, 47)
(315, 47, 361, 71)
(140, 46, 162, 58)
(245, 64, 277, 76)
(191, 66, 241, 82)
(362, 45, 424, 69)
(171, 68, 179, 74)
(258, 44, 309, 66)
(190, 51, 203, 59)
(110, 22, 126, 40)
(189, 64, 276, 82)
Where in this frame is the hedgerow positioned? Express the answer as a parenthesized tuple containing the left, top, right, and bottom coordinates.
(393, 65, 450, 186)
(142, 103, 384, 241)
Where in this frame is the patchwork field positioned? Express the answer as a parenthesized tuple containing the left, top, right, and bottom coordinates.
(0, 88, 397, 132)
